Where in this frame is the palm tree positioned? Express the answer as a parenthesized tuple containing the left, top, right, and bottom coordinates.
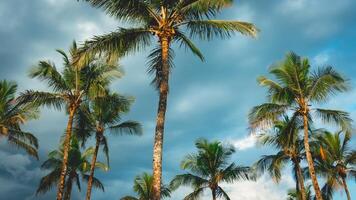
(76, 1, 258, 198)
(19, 41, 121, 200)
(37, 137, 106, 200)
(248, 52, 351, 200)
(255, 116, 307, 200)
(121, 172, 171, 200)
(312, 131, 356, 200)
(287, 184, 313, 200)
(0, 80, 39, 158)
(75, 92, 142, 200)
(170, 138, 254, 200)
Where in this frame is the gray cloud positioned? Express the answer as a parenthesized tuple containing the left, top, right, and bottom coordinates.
(0, 0, 356, 199)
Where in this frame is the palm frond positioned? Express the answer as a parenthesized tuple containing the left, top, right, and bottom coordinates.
(109, 120, 142, 136)
(315, 108, 352, 131)
(186, 20, 258, 40)
(173, 30, 204, 61)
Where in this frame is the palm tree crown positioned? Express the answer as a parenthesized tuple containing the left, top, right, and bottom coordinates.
(77, 1, 258, 199)
(0, 80, 39, 158)
(19, 41, 121, 200)
(37, 136, 107, 200)
(170, 138, 254, 200)
(249, 52, 351, 200)
(76, 92, 142, 200)
(312, 131, 356, 200)
(121, 172, 171, 200)
(255, 116, 307, 199)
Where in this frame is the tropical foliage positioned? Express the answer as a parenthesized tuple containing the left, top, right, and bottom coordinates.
(255, 116, 307, 200)
(249, 52, 351, 200)
(36, 137, 106, 200)
(312, 131, 356, 200)
(76, 0, 258, 198)
(121, 172, 171, 200)
(0, 80, 39, 158)
(19, 41, 121, 200)
(170, 138, 254, 200)
(75, 92, 142, 200)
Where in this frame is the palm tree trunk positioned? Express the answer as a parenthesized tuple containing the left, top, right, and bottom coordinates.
(57, 107, 76, 200)
(302, 113, 323, 200)
(211, 189, 217, 200)
(342, 177, 351, 200)
(85, 133, 101, 200)
(64, 175, 73, 200)
(295, 160, 306, 200)
(152, 36, 170, 200)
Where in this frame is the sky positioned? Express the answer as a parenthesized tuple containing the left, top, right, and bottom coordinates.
(0, 0, 355, 199)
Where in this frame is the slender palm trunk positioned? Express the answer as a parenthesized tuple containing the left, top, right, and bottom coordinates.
(57, 107, 76, 200)
(85, 132, 101, 200)
(342, 177, 351, 200)
(64, 175, 74, 200)
(302, 113, 323, 200)
(211, 189, 217, 200)
(152, 36, 170, 200)
(295, 160, 306, 200)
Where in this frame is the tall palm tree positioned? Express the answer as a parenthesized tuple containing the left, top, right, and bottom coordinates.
(170, 138, 254, 200)
(312, 131, 356, 200)
(255, 116, 307, 200)
(19, 41, 121, 200)
(76, 1, 258, 198)
(248, 52, 351, 200)
(0, 80, 39, 158)
(36, 137, 107, 200)
(75, 92, 142, 200)
(121, 172, 171, 200)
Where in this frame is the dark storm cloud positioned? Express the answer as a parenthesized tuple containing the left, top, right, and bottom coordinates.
(0, 0, 356, 199)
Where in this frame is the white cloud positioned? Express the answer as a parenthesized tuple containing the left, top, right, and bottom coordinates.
(170, 173, 295, 200)
(221, 173, 295, 200)
(313, 52, 330, 66)
(231, 134, 257, 151)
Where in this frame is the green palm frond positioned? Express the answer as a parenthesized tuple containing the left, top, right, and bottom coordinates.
(314, 109, 352, 131)
(308, 66, 349, 102)
(173, 30, 204, 61)
(186, 20, 258, 40)
(29, 60, 69, 92)
(82, 174, 105, 191)
(170, 173, 209, 190)
(183, 186, 206, 200)
(249, 103, 289, 130)
(109, 120, 143, 136)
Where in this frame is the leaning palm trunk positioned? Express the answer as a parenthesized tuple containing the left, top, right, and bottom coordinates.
(342, 177, 351, 200)
(295, 160, 306, 200)
(57, 107, 77, 200)
(152, 37, 170, 200)
(85, 133, 101, 200)
(302, 112, 323, 200)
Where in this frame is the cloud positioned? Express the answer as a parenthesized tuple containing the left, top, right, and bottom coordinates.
(170, 173, 295, 200)
(232, 135, 258, 151)
(172, 85, 231, 116)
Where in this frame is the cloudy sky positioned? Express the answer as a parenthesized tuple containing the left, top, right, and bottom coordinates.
(0, 0, 355, 199)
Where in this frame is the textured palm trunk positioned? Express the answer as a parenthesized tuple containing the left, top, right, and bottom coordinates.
(85, 132, 101, 200)
(342, 177, 351, 200)
(295, 160, 306, 200)
(57, 107, 76, 200)
(211, 189, 217, 200)
(302, 113, 323, 200)
(64, 175, 74, 200)
(152, 36, 170, 200)
(85, 133, 101, 200)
